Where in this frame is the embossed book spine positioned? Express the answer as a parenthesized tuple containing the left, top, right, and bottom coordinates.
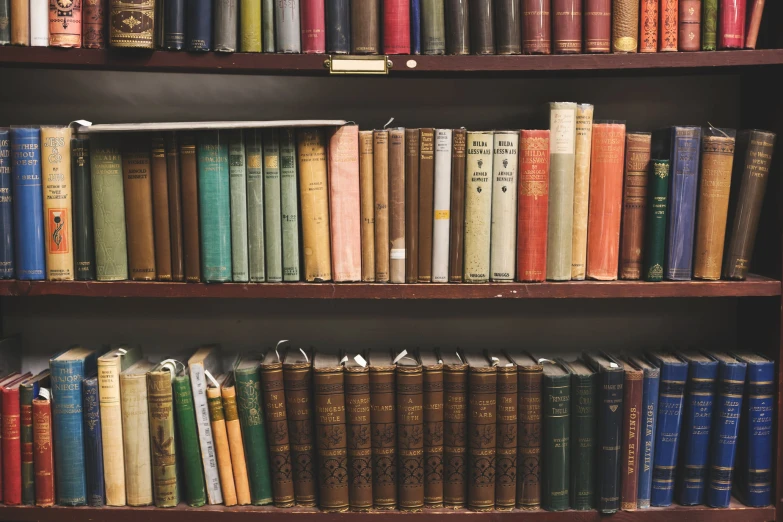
(619, 132, 652, 280)
(372, 130, 390, 282)
(723, 130, 776, 280)
(163, 0, 185, 48)
(397, 357, 424, 511)
(179, 135, 200, 282)
(389, 128, 406, 283)
(228, 131, 249, 282)
(262, 0, 274, 51)
(635, 359, 659, 509)
(2, 380, 24, 504)
(467, 356, 496, 511)
(0, 130, 12, 279)
(206, 387, 237, 506)
(470, 0, 494, 54)
(122, 138, 157, 281)
(432, 129, 452, 283)
(20, 379, 39, 505)
(508, 355, 542, 509)
(490, 131, 518, 282)
(448, 129, 466, 282)
(552, 0, 581, 53)
(521, 0, 550, 53)
(276, 0, 301, 52)
(743, 0, 764, 49)
(718, 0, 745, 48)
(83, 0, 105, 47)
(245, 130, 265, 282)
(326, 0, 349, 53)
(259, 357, 295, 507)
(411, 0, 421, 53)
(150, 136, 172, 281)
(494, 358, 517, 510)
(240, 0, 261, 51)
(329, 125, 361, 282)
(369, 355, 397, 509)
(422, 0, 446, 53)
(301, 0, 326, 52)
(221, 383, 250, 505)
(418, 128, 435, 282)
(48, 0, 81, 46)
(383, 0, 410, 53)
(494, 0, 520, 53)
(620, 365, 643, 510)
(110, 0, 154, 48)
(571, 104, 593, 280)
(611, 0, 638, 52)
(658, 0, 678, 50)
(564, 361, 595, 510)
(351, 0, 378, 53)
(445, 0, 469, 54)
(640, 0, 658, 51)
(186, 0, 211, 49)
(32, 396, 55, 506)
(464, 131, 493, 283)
(10, 127, 45, 281)
(263, 129, 283, 282)
(405, 129, 420, 282)
(72, 135, 95, 280)
(702, 0, 717, 49)
(440, 352, 467, 507)
(83, 377, 104, 506)
(643, 160, 669, 281)
(541, 361, 569, 511)
(147, 370, 179, 507)
(41, 126, 74, 280)
(298, 128, 332, 281)
(517, 130, 549, 282)
(547, 103, 576, 280)
(282, 354, 316, 506)
(422, 355, 444, 507)
(344, 358, 373, 510)
(280, 129, 300, 281)
(584, 0, 610, 51)
(359, 131, 376, 281)
(172, 374, 207, 506)
(121, 363, 154, 506)
(678, 0, 701, 50)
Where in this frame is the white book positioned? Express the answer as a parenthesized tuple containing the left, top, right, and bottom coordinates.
(189, 346, 224, 505)
(490, 131, 519, 282)
(431, 129, 453, 283)
(30, 0, 48, 46)
(464, 131, 494, 283)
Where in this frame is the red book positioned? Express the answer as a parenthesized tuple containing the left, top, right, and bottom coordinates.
(718, 0, 746, 49)
(301, 0, 327, 53)
(517, 130, 550, 282)
(620, 362, 643, 511)
(328, 125, 361, 282)
(744, 0, 765, 49)
(383, 0, 411, 54)
(32, 396, 55, 507)
(2, 373, 31, 505)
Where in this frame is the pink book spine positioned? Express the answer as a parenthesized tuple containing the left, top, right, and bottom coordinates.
(328, 125, 362, 282)
(301, 0, 327, 53)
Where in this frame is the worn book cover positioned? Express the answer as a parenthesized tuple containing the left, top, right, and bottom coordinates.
(10, 127, 45, 280)
(72, 134, 95, 280)
(328, 125, 361, 282)
(197, 132, 232, 282)
(280, 129, 301, 281)
(41, 126, 74, 281)
(553, 0, 582, 53)
(539, 358, 569, 511)
(571, 104, 594, 280)
(489, 351, 517, 510)
(301, 0, 325, 52)
(206, 381, 237, 507)
(490, 131, 519, 282)
(448, 129, 467, 282)
(359, 131, 376, 282)
(445, 0, 470, 54)
(547, 103, 577, 280)
(228, 131, 249, 282)
(120, 359, 155, 506)
(421, 350, 444, 507)
(465, 352, 496, 511)
(405, 129, 420, 282)
(369, 350, 397, 509)
(245, 130, 265, 282)
(389, 128, 406, 283)
(612, 0, 639, 51)
(150, 135, 173, 281)
(298, 129, 332, 281)
(147, 363, 179, 508)
(373, 130, 390, 282)
(517, 130, 549, 282)
(438, 349, 467, 508)
(343, 352, 373, 511)
(418, 129, 435, 282)
(282, 348, 316, 506)
(470, 0, 494, 54)
(219, 374, 250, 505)
(619, 132, 652, 280)
(584, 0, 611, 52)
(179, 134, 201, 282)
(264, 129, 283, 282)
(464, 131, 494, 282)
(619, 358, 643, 510)
(432, 129, 453, 283)
(396, 350, 424, 511)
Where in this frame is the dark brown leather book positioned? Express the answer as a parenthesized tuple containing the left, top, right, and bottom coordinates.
(584, 0, 611, 52)
(552, 0, 582, 53)
(439, 349, 468, 508)
(122, 136, 157, 281)
(389, 128, 406, 284)
(618, 357, 643, 511)
(179, 134, 201, 282)
(678, 0, 701, 50)
(619, 132, 652, 280)
(470, 0, 495, 54)
(495, 0, 521, 53)
(445, 0, 470, 54)
(522, 0, 552, 53)
(283, 348, 317, 506)
(405, 129, 420, 283)
(421, 350, 444, 507)
(396, 350, 425, 511)
(490, 351, 517, 510)
(611, 0, 639, 52)
(313, 351, 350, 512)
(351, 0, 379, 53)
(369, 350, 397, 509)
(466, 352, 497, 511)
(343, 352, 373, 511)
(418, 129, 435, 282)
(449, 129, 467, 282)
(150, 135, 173, 281)
(165, 133, 185, 282)
(503, 351, 542, 509)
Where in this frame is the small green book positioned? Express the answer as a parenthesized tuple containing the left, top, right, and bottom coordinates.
(644, 160, 670, 282)
(540, 359, 570, 511)
(172, 370, 207, 507)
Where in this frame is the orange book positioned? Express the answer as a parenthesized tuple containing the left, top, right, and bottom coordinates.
(586, 122, 626, 280)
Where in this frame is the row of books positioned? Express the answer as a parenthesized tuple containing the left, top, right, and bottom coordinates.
(0, 0, 768, 53)
(1, 341, 772, 512)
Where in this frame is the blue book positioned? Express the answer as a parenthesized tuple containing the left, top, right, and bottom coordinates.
(187, 0, 212, 50)
(50, 346, 97, 506)
(197, 131, 232, 283)
(9, 126, 45, 280)
(628, 356, 660, 509)
(410, 0, 421, 54)
(325, 0, 350, 53)
(0, 129, 13, 279)
(83, 374, 104, 506)
(707, 352, 746, 508)
(646, 351, 688, 507)
(676, 350, 718, 505)
(732, 352, 773, 507)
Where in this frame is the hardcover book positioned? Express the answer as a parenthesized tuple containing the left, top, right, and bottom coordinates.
(619, 132, 652, 280)
(619, 358, 643, 510)
(197, 132, 232, 282)
(7, 0, 27, 45)
(31, 0, 50, 46)
(20, 370, 49, 505)
(32, 391, 55, 506)
(2, 372, 32, 505)
(411, 0, 421, 53)
(343, 352, 373, 511)
(163, 0, 184, 49)
(171, 365, 207, 506)
(275, 0, 301, 52)
(584, 0, 611, 52)
(383, 0, 411, 53)
(214, 0, 238, 51)
(643, 160, 670, 282)
(547, 103, 577, 281)
(422, 0, 446, 54)
(464, 131, 494, 283)
(282, 348, 316, 506)
(522, 0, 551, 53)
(373, 130, 390, 282)
(297, 128, 332, 282)
(329, 125, 361, 282)
(368, 350, 397, 509)
(449, 128, 467, 282)
(262, 0, 274, 51)
(571, 104, 593, 281)
(326, 0, 350, 53)
(432, 129, 453, 283)
(560, 359, 594, 510)
(0, 129, 12, 279)
(418, 128, 435, 282)
(220, 374, 251, 505)
(245, 130, 265, 282)
(702, 0, 717, 49)
(10, 127, 45, 281)
(490, 351, 517, 510)
(179, 134, 201, 282)
(495, 0, 521, 53)
(640, 0, 658, 51)
(679, 0, 702, 50)
(539, 358, 569, 511)
(120, 359, 154, 506)
(263, 129, 283, 282)
(553, 0, 582, 53)
(744, 0, 764, 49)
(389, 128, 406, 283)
(122, 138, 156, 281)
(71, 134, 95, 280)
(280, 129, 301, 282)
(470, 0, 494, 54)
(445, 0, 470, 54)
(517, 130, 550, 282)
(612, 0, 638, 51)
(228, 131, 249, 282)
(301, 0, 326, 53)
(490, 131, 519, 282)
(40, 126, 74, 281)
(439, 349, 467, 508)
(350, 0, 378, 53)
(627, 355, 659, 509)
(150, 136, 173, 281)
(206, 379, 237, 507)
(659, 0, 678, 50)
(110, 0, 154, 48)
(48, 0, 81, 46)
(465, 352, 496, 511)
(421, 350, 444, 507)
(359, 130, 376, 282)
(405, 129, 419, 282)
(187, 0, 211, 50)
(147, 362, 179, 507)
(396, 350, 425, 511)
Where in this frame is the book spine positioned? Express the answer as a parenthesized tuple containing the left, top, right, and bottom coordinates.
(444, 0, 469, 54)
(570, 104, 593, 280)
(612, 0, 638, 51)
(2, 387, 22, 504)
(345, 366, 373, 510)
(678, 0, 701, 50)
(172, 376, 207, 507)
(186, 0, 212, 50)
(423, 364, 444, 507)
(359, 131, 376, 282)
(221, 387, 251, 505)
(279, 129, 300, 281)
(10, 128, 45, 281)
(84, 378, 104, 506)
(121, 373, 153, 506)
(468, 367, 496, 511)
(584, 0, 610, 52)
(179, 135, 201, 282)
(98, 359, 126, 505)
(245, 130, 265, 282)
(301, 0, 326, 52)
(658, 0, 678, 50)
(432, 129, 453, 283)
(122, 140, 157, 281)
(651, 363, 687, 507)
(397, 365, 425, 511)
(72, 136, 95, 280)
(619, 132, 652, 280)
(620, 371, 643, 510)
(350, 0, 378, 52)
(422, 0, 446, 54)
(643, 160, 669, 282)
(718, 0, 745, 48)
(553, 0, 582, 53)
(521, 0, 551, 53)
(738, 361, 773, 507)
(495, 0, 521, 53)
(470, 0, 494, 54)
(10, 0, 29, 44)
(314, 366, 350, 512)
(0, 0, 10, 44)
(383, 0, 410, 53)
(262, 0, 274, 51)
(570, 373, 595, 510)
(110, 0, 154, 47)
(443, 362, 467, 507)
(163, 0, 185, 49)
(405, 129, 420, 282)
(147, 372, 178, 507)
(225, 132, 249, 282)
(328, 125, 362, 282)
(263, 129, 283, 282)
(596, 368, 623, 513)
(464, 131, 493, 283)
(389, 129, 407, 283)
(150, 137, 172, 281)
(297, 129, 332, 281)
(639, 0, 658, 51)
(638, 368, 660, 508)
(281, 362, 315, 506)
(197, 132, 232, 282)
(20, 385, 35, 504)
(240, 0, 262, 51)
(372, 130, 390, 282)
(32, 398, 55, 507)
(234, 368, 273, 505)
(325, 0, 349, 52)
(679, 362, 717, 506)
(189, 364, 223, 505)
(0, 130, 12, 279)
(517, 130, 550, 282)
(490, 131, 519, 282)
(543, 372, 569, 511)
(743, 0, 764, 49)
(418, 128, 435, 282)
(496, 366, 517, 510)
(411, 0, 421, 53)
(448, 129, 467, 282)
(370, 364, 397, 509)
(48, 0, 81, 46)
(51, 359, 88, 505)
(517, 366, 542, 508)
(666, 127, 702, 280)
(702, 0, 717, 49)
(547, 103, 577, 280)
(207, 388, 237, 506)
(275, 0, 301, 52)
(82, 0, 104, 48)
(259, 363, 296, 507)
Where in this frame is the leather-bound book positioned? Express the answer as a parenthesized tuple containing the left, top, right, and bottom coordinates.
(405, 129, 420, 282)
(373, 130, 390, 282)
(220, 375, 251, 506)
(586, 122, 626, 281)
(470, 0, 495, 54)
(643, 160, 668, 282)
(618, 358, 643, 511)
(584, 0, 610, 52)
(32, 393, 55, 506)
(179, 134, 201, 282)
(489, 352, 517, 510)
(389, 128, 406, 283)
(40, 126, 74, 281)
(163, 0, 184, 49)
(186, 0, 211, 50)
(120, 360, 155, 506)
(517, 130, 549, 282)
(489, 131, 518, 282)
(445, 0, 469, 54)
(396, 350, 425, 511)
(559, 359, 595, 510)
(276, 0, 301, 52)
(313, 352, 350, 512)
(297, 128, 332, 282)
(411, 0, 421, 53)
(465, 352, 496, 512)
(282, 349, 317, 506)
(147, 363, 179, 507)
(547, 102, 577, 281)
(150, 136, 173, 281)
(639, 0, 658, 52)
(359, 131, 376, 282)
(326, 0, 350, 53)
(719, 0, 746, 48)
(448, 129, 467, 282)
(21, 372, 49, 505)
(464, 131, 494, 283)
(280, 129, 300, 282)
(264, 130, 283, 282)
(122, 136, 157, 281)
(538, 358, 569, 510)
(438, 350, 467, 508)
(658, 0, 678, 50)
(351, 0, 379, 53)
(678, 0, 701, 50)
(693, 129, 736, 280)
(48, 0, 81, 46)
(723, 130, 775, 279)
(744, 0, 765, 48)
(432, 129, 453, 283)
(262, 0, 274, 51)
(343, 352, 373, 511)
(197, 132, 232, 283)
(383, 0, 411, 53)
(329, 125, 361, 282)
(215, 0, 239, 51)
(422, 0, 446, 54)
(83, 0, 105, 48)
(494, 0, 520, 53)
(2, 373, 31, 505)
(165, 134, 184, 281)
(301, 0, 326, 52)
(368, 350, 397, 509)
(702, 0, 717, 49)
(553, 0, 581, 53)
(521, 0, 550, 53)
(171, 367, 207, 507)
(0, 129, 11, 279)
(421, 350, 444, 507)
(571, 104, 593, 280)
(206, 382, 238, 507)
(612, 0, 638, 52)
(619, 132, 652, 280)
(418, 128, 435, 282)
(246, 131, 265, 282)
(240, 0, 262, 51)
(71, 134, 96, 281)
(111, 0, 154, 47)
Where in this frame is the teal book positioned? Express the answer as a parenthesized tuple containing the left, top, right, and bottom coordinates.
(279, 129, 301, 281)
(263, 129, 283, 282)
(198, 131, 232, 282)
(229, 131, 249, 282)
(246, 130, 266, 282)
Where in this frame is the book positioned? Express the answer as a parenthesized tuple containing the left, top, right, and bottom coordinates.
(240, 0, 261, 50)
(301, 0, 326, 52)
(547, 103, 577, 281)
(263, 129, 283, 282)
(359, 131, 376, 282)
(445, 0, 470, 54)
(171, 365, 207, 507)
(421, 350, 444, 507)
(702, 0, 717, 49)
(693, 129, 736, 280)
(432, 129, 453, 283)
(186, 0, 211, 50)
(490, 131, 519, 282)
(448, 128, 467, 282)
(298, 128, 332, 282)
(389, 128, 406, 283)
(723, 130, 776, 280)
(373, 130, 390, 282)
(163, 0, 185, 49)
(612, 0, 638, 51)
(438, 349, 467, 508)
(744, 0, 764, 49)
(31, 0, 49, 46)
(20, 371, 49, 505)
(553, 0, 582, 53)
(206, 378, 237, 506)
(39, 126, 74, 280)
(522, 0, 551, 53)
(517, 130, 550, 282)
(179, 135, 201, 282)
(10, 0, 29, 44)
(422, 0, 446, 54)
(0, 129, 11, 279)
(343, 351, 373, 511)
(219, 374, 251, 505)
(147, 362, 179, 507)
(490, 351, 517, 510)
(560, 359, 594, 510)
(539, 358, 569, 511)
(110, 0, 154, 47)
(619, 132, 652, 280)
(465, 351, 496, 511)
(198, 132, 232, 282)
(418, 128, 435, 282)
(150, 136, 173, 281)
(83, 375, 104, 506)
(72, 134, 95, 280)
(571, 104, 594, 281)
(214, 0, 238, 51)
(470, 0, 494, 54)
(383, 0, 411, 53)
(619, 358, 643, 511)
(659, 0, 678, 50)
(276, 0, 301, 52)
(2, 372, 32, 505)
(329, 125, 361, 282)
(411, 0, 421, 53)
(122, 137, 157, 281)
(628, 356, 660, 509)
(10, 127, 45, 281)
(640, 0, 658, 52)
(48, 0, 81, 46)
(404, 129, 419, 282)
(281, 349, 316, 506)
(464, 131, 494, 283)
(326, 0, 350, 53)
(228, 131, 249, 282)
(369, 350, 397, 509)
(245, 130, 265, 282)
(643, 160, 670, 282)
(120, 359, 154, 506)
(262, 0, 275, 51)
(396, 350, 425, 511)
(584, 0, 611, 52)
(495, 0, 521, 53)
(679, 0, 701, 50)
(280, 129, 301, 282)
(32, 390, 54, 506)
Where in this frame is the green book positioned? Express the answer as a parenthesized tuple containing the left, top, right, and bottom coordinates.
(148, 362, 180, 508)
(240, 0, 262, 52)
(234, 353, 273, 505)
(246, 130, 266, 282)
(561, 359, 595, 511)
(541, 359, 570, 511)
(644, 159, 670, 282)
(263, 129, 283, 282)
(702, 0, 717, 51)
(421, 0, 446, 54)
(229, 131, 249, 282)
(198, 131, 232, 283)
(262, 0, 275, 52)
(172, 371, 207, 507)
(279, 129, 301, 282)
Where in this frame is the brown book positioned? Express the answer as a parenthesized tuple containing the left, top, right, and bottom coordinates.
(470, 0, 495, 54)
(260, 348, 296, 507)
(466, 352, 496, 511)
(619, 132, 652, 280)
(313, 351, 349, 512)
(165, 133, 185, 282)
(373, 130, 390, 282)
(618, 357, 643, 511)
(418, 129, 435, 282)
(389, 128, 406, 284)
(522, 0, 551, 53)
(490, 351, 517, 510)
(122, 136, 157, 281)
(503, 351, 542, 509)
(612, 0, 639, 52)
(584, 0, 611, 52)
(439, 349, 468, 508)
(405, 129, 420, 283)
(351, 0, 379, 53)
(396, 350, 424, 511)
(298, 129, 333, 282)
(179, 134, 201, 282)
(10, 0, 29, 44)
(659, 0, 678, 51)
(495, 0, 521, 54)
(369, 350, 397, 509)
(678, 0, 701, 51)
(282, 348, 317, 506)
(445, 0, 470, 54)
(359, 130, 376, 282)
(552, 0, 582, 53)
(421, 350, 444, 507)
(150, 135, 173, 281)
(343, 352, 373, 511)
(448, 129, 467, 282)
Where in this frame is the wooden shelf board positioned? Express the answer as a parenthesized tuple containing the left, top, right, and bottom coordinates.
(0, 274, 778, 299)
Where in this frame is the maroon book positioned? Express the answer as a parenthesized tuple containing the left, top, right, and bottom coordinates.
(82, 0, 106, 48)
(301, 0, 327, 53)
(383, 0, 411, 54)
(718, 0, 746, 49)
(678, 0, 701, 50)
(584, 0, 611, 52)
(522, 0, 551, 54)
(552, 0, 582, 53)
(517, 130, 550, 282)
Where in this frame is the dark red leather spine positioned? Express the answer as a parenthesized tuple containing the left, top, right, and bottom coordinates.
(301, 0, 327, 53)
(517, 130, 550, 282)
(82, 0, 106, 48)
(552, 0, 582, 53)
(584, 0, 611, 52)
(522, 0, 551, 54)
(678, 0, 701, 50)
(383, 0, 411, 54)
(32, 398, 55, 507)
(718, 0, 746, 49)
(2, 388, 22, 505)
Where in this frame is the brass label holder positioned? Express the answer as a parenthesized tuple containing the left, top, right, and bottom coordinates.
(325, 55, 392, 75)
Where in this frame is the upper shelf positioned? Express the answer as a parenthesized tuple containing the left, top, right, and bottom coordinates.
(1, 47, 783, 76)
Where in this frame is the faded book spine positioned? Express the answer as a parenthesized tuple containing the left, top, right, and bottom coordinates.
(32, 398, 55, 507)
(326, 0, 350, 53)
(197, 132, 231, 282)
(445, 0, 469, 54)
(314, 366, 349, 512)
(553, 0, 582, 53)
(432, 129, 453, 283)
(359, 131, 376, 282)
(495, 365, 517, 510)
(150, 136, 173, 281)
(612, 0, 639, 52)
(517, 130, 550, 282)
(495, 0, 521, 53)
(165, 134, 184, 281)
(370, 362, 397, 509)
(468, 366, 496, 511)
(328, 125, 362, 282)
(221, 386, 250, 505)
(571, 104, 594, 280)
(490, 131, 519, 282)
(98, 358, 126, 505)
(120, 374, 153, 506)
(189, 365, 222, 505)
(8, 0, 27, 44)
(405, 129, 420, 282)
(389, 128, 406, 283)
(280, 129, 301, 281)
(297, 129, 332, 282)
(111, 0, 154, 48)
(351, 0, 379, 53)
(418, 129, 435, 282)
(422, 0, 446, 54)
(423, 363, 444, 507)
(82, 0, 105, 48)
(72, 135, 95, 280)
(373, 130, 390, 282)
(345, 365, 373, 511)
(619, 132, 652, 280)
(245, 130, 265, 282)
(214, 0, 238, 51)
(41, 126, 74, 281)
(547, 102, 577, 280)
(179, 135, 200, 282)
(643, 160, 669, 282)
(743, 0, 764, 49)
(517, 365, 542, 508)
(659, 0, 678, 50)
(678, 0, 701, 50)
(147, 371, 179, 508)
(263, 129, 283, 282)
(3, 386, 23, 505)
(443, 359, 468, 508)
(301, 0, 326, 52)
(240, 0, 261, 51)
(383, 0, 410, 53)
(464, 131, 494, 283)
(448, 129, 467, 282)
(282, 362, 316, 506)
(262, 0, 274, 51)
(275, 0, 301, 52)
(584, 0, 611, 52)
(640, 0, 658, 51)
(49, 0, 81, 46)
(522, 0, 551, 53)
(470, 0, 494, 54)
(228, 131, 249, 282)
(207, 388, 237, 507)
(122, 139, 157, 281)
(259, 362, 295, 507)
(397, 365, 424, 511)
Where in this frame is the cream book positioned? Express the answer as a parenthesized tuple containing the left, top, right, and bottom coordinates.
(120, 359, 155, 506)
(432, 129, 453, 283)
(571, 104, 594, 280)
(490, 131, 519, 282)
(464, 131, 494, 283)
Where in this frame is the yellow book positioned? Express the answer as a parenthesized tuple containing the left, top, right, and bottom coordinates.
(40, 125, 74, 280)
(207, 382, 238, 506)
(220, 374, 251, 505)
(120, 359, 155, 506)
(297, 128, 332, 282)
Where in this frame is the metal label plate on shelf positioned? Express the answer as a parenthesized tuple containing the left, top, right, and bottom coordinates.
(326, 55, 391, 75)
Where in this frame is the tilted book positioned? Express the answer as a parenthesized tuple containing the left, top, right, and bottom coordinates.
(197, 132, 232, 282)
(571, 104, 594, 280)
(619, 132, 652, 280)
(359, 131, 376, 282)
(627, 355, 660, 509)
(282, 348, 316, 506)
(245, 130, 266, 282)
(147, 362, 179, 508)
(263, 129, 284, 282)
(432, 129, 453, 283)
(228, 131, 249, 282)
(298, 128, 333, 281)
(464, 131, 494, 283)
(10, 127, 45, 280)
(172, 367, 207, 506)
(122, 136, 157, 281)
(280, 129, 301, 281)
(465, 352, 496, 511)
(547, 103, 577, 281)
(328, 125, 362, 282)
(438, 349, 467, 508)
(41, 126, 74, 281)
(421, 349, 444, 507)
(369, 350, 397, 509)
(373, 130, 390, 282)
(490, 351, 517, 510)
(120, 359, 155, 506)
(343, 351, 373, 511)
(219, 373, 251, 505)
(559, 359, 595, 510)
(206, 378, 237, 506)
(490, 131, 519, 282)
(83, 375, 104, 506)
(389, 128, 406, 283)
(396, 350, 425, 511)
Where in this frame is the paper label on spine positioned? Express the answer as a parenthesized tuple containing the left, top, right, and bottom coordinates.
(551, 109, 576, 155)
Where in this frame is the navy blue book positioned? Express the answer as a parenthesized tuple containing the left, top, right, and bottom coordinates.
(676, 350, 718, 506)
(9, 126, 45, 281)
(164, 0, 186, 49)
(652, 126, 702, 281)
(647, 351, 688, 507)
(732, 352, 773, 507)
(187, 0, 212, 50)
(0, 129, 13, 279)
(50, 347, 97, 506)
(706, 352, 746, 508)
(628, 355, 660, 509)
(410, 0, 421, 54)
(83, 374, 104, 507)
(326, 0, 350, 53)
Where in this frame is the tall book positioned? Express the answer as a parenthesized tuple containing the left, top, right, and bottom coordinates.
(206, 379, 237, 507)
(245, 130, 265, 282)
(351, 0, 378, 53)
(702, 0, 717, 49)
(448, 128, 467, 282)
(432, 128, 453, 283)
(120, 360, 154, 506)
(418, 128, 435, 282)
(547, 103, 577, 280)
(280, 129, 300, 281)
(329, 125, 361, 282)
(123, 137, 157, 281)
(560, 359, 595, 511)
(261, 0, 274, 51)
(228, 131, 249, 282)
(553, 0, 582, 53)
(470, 0, 494, 53)
(32, 390, 54, 506)
(396, 350, 425, 511)
(421, 350, 444, 507)
(659, 0, 678, 50)
(343, 352, 373, 511)
(163, 0, 185, 49)
(490, 131, 519, 282)
(422, 0, 446, 54)
(71, 134, 95, 280)
(359, 130, 376, 282)
(411, 0, 421, 54)
(437, 350, 467, 508)
(186, 0, 211, 50)
(619, 358, 643, 511)
(282, 349, 316, 506)
(110, 0, 154, 47)
(464, 131, 493, 283)
(383, 0, 411, 53)
(373, 130, 390, 282)
(445, 0, 469, 54)
(179, 135, 201, 282)
(522, 0, 551, 53)
(10, 127, 45, 280)
(301, 0, 326, 52)
(389, 128, 406, 283)
(220, 373, 251, 505)
(20, 371, 49, 505)
(627, 356, 660, 509)
(263, 129, 283, 282)
(368, 350, 397, 509)
(0, 129, 12, 280)
(10, 0, 29, 45)
(743, 0, 764, 49)
(619, 132, 652, 280)
(39, 126, 74, 280)
(404, 129, 419, 282)
(495, 0, 521, 53)
(197, 132, 232, 282)
(275, 0, 301, 52)
(466, 352, 497, 511)
(171, 364, 207, 507)
(298, 129, 332, 281)
(640, 0, 658, 51)
(490, 351, 517, 510)
(2, 372, 32, 505)
(517, 130, 549, 282)
(150, 136, 173, 281)
(679, 0, 701, 50)
(612, 0, 639, 51)
(538, 358, 569, 511)
(147, 362, 179, 507)
(643, 160, 670, 281)
(571, 104, 593, 280)
(584, 0, 611, 52)
(326, 0, 350, 53)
